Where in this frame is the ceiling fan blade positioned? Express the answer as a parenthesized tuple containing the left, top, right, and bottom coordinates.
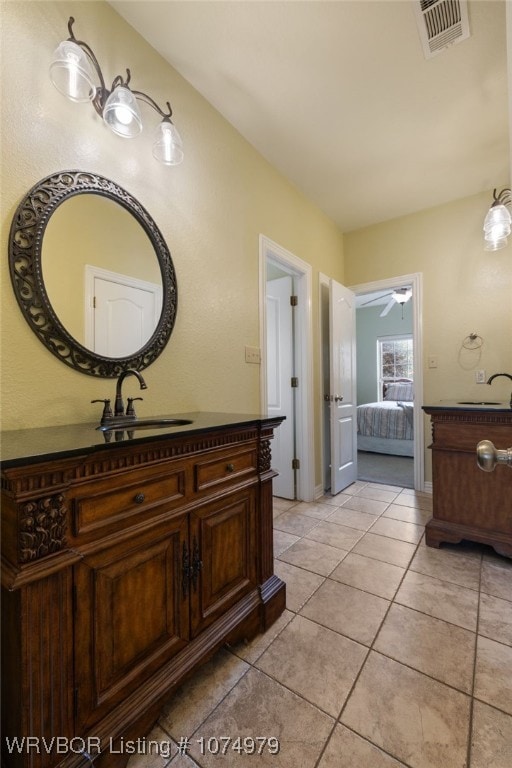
(380, 297, 396, 317)
(360, 291, 393, 307)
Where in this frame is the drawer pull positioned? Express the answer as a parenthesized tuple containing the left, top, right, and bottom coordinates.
(134, 492, 145, 504)
(226, 463, 235, 473)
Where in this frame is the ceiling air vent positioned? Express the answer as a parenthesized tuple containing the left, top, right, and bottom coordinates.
(414, 0, 470, 59)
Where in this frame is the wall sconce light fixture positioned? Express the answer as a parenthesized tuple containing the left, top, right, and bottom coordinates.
(483, 188, 511, 251)
(49, 17, 184, 165)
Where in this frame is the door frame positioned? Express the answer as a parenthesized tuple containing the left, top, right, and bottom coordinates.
(350, 272, 425, 492)
(259, 235, 314, 502)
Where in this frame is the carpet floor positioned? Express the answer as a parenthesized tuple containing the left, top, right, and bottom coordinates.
(357, 450, 414, 488)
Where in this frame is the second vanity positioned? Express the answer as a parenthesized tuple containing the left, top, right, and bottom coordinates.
(1, 413, 285, 768)
(423, 402, 512, 558)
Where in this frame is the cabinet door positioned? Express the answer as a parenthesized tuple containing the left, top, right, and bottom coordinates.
(74, 514, 189, 731)
(190, 487, 257, 637)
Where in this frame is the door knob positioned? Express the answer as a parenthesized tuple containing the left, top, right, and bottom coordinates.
(334, 395, 344, 402)
(476, 440, 512, 472)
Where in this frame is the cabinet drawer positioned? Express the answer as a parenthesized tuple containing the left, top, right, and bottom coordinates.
(74, 467, 186, 536)
(194, 448, 257, 492)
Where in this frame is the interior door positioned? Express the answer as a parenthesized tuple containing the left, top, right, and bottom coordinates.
(329, 279, 357, 494)
(86, 267, 162, 357)
(266, 275, 295, 498)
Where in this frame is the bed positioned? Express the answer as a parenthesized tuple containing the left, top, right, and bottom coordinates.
(357, 381, 414, 457)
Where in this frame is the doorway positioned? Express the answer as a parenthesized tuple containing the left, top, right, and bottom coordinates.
(351, 273, 424, 491)
(259, 235, 314, 502)
(320, 272, 424, 494)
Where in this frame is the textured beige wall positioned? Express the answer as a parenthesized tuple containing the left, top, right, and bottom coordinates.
(1, 1, 344, 451)
(344, 192, 512, 481)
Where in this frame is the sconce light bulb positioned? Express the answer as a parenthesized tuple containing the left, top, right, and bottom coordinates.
(152, 121, 184, 165)
(103, 86, 142, 138)
(49, 40, 97, 102)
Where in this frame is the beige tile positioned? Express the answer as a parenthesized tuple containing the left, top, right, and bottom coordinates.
(273, 529, 300, 557)
(409, 543, 481, 590)
(393, 491, 433, 511)
(341, 481, 368, 495)
(369, 516, 424, 544)
(230, 609, 294, 664)
(479, 593, 512, 647)
(354, 487, 399, 504)
(278, 537, 347, 576)
(470, 700, 512, 768)
(273, 509, 320, 537)
(292, 501, 339, 520)
(374, 604, 476, 693)
(474, 635, 512, 715)
(273, 560, 325, 612)
(160, 649, 249, 738)
(382, 502, 431, 526)
(340, 495, 390, 516)
(168, 743, 202, 768)
(352, 532, 417, 568)
(481, 555, 512, 601)
(330, 553, 405, 600)
(395, 570, 479, 631)
(256, 615, 366, 716)
(273, 497, 298, 511)
(341, 652, 471, 768)
(305, 520, 363, 551)
(300, 578, 389, 646)
(126, 725, 174, 767)
(318, 724, 408, 768)
(326, 506, 379, 531)
(188, 667, 334, 767)
(316, 493, 352, 507)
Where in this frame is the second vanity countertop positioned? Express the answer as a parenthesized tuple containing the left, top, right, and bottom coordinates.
(0, 412, 284, 469)
(423, 401, 511, 413)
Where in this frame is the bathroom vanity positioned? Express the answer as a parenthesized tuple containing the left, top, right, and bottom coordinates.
(1, 413, 285, 768)
(423, 403, 512, 557)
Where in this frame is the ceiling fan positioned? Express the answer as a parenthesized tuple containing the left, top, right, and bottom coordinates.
(360, 288, 412, 318)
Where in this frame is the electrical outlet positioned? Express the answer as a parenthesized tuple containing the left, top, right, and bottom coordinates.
(245, 346, 261, 364)
(475, 369, 486, 384)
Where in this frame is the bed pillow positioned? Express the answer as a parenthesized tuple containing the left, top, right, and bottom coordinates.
(384, 382, 414, 402)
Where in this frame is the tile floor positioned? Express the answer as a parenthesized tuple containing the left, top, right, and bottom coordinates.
(128, 481, 512, 768)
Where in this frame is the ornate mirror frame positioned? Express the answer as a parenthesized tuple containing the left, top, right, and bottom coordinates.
(9, 170, 178, 377)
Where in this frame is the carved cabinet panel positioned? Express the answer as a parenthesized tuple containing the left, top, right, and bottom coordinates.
(74, 514, 190, 732)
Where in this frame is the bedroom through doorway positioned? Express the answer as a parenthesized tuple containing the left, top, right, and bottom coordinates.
(354, 283, 416, 489)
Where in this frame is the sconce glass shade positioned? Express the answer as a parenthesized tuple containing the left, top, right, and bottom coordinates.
(152, 121, 184, 165)
(103, 86, 142, 138)
(483, 203, 511, 251)
(49, 40, 97, 102)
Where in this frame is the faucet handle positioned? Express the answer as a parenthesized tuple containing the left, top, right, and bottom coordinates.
(126, 397, 143, 417)
(91, 399, 113, 424)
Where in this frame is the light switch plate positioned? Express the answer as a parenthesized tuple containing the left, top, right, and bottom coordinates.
(475, 369, 486, 384)
(245, 346, 261, 364)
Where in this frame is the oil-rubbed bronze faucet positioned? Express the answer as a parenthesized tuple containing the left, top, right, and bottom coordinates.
(486, 372, 512, 407)
(92, 369, 147, 425)
(114, 369, 147, 417)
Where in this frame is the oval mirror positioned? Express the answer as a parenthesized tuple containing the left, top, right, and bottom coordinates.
(8, 171, 178, 377)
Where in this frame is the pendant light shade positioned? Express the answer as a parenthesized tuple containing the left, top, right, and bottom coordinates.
(483, 189, 512, 251)
(152, 121, 184, 165)
(103, 86, 142, 138)
(49, 40, 97, 102)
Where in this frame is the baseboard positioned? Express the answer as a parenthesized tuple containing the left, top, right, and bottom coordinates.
(423, 481, 433, 494)
(315, 484, 325, 500)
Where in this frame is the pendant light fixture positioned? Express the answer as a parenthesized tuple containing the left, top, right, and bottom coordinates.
(49, 17, 184, 164)
(483, 188, 511, 251)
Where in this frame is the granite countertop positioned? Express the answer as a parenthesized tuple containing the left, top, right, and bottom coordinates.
(423, 401, 511, 412)
(0, 412, 284, 468)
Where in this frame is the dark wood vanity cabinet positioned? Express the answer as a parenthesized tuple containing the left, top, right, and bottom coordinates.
(423, 405, 512, 558)
(1, 416, 285, 768)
